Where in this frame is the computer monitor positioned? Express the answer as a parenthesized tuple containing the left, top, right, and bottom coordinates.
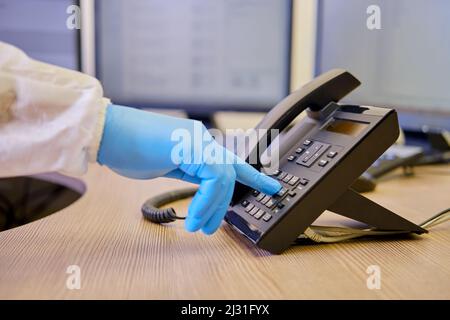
(315, 0, 450, 132)
(0, 0, 80, 70)
(95, 0, 292, 114)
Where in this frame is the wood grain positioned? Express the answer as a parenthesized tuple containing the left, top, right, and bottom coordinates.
(0, 164, 449, 299)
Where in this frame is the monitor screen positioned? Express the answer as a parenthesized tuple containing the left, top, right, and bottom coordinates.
(0, 0, 80, 70)
(95, 0, 292, 112)
(316, 0, 450, 131)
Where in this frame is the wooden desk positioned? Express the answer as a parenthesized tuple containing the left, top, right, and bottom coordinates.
(0, 164, 449, 299)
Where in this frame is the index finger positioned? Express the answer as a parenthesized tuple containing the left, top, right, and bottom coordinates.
(231, 153, 281, 195)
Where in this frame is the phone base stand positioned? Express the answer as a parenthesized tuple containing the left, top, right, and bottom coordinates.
(329, 188, 426, 233)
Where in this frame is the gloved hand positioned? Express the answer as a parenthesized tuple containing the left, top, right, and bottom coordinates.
(98, 104, 281, 235)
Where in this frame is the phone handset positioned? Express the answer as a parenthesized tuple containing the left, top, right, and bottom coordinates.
(232, 69, 361, 202)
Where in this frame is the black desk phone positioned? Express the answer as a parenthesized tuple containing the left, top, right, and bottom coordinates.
(142, 69, 428, 254)
(224, 69, 426, 254)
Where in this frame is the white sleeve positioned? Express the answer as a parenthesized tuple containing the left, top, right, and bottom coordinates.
(0, 42, 110, 177)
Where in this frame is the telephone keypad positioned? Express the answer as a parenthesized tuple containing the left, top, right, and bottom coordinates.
(240, 140, 341, 225)
(243, 170, 306, 222)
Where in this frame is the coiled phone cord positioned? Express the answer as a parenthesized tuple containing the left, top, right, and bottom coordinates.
(141, 188, 450, 244)
(141, 188, 196, 223)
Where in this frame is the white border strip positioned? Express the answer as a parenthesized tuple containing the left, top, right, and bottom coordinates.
(291, 0, 318, 91)
(80, 0, 96, 76)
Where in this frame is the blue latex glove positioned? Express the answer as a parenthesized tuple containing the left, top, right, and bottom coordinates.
(98, 104, 281, 235)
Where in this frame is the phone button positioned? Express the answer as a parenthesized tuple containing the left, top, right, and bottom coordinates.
(254, 209, 266, 220)
(287, 155, 296, 161)
(260, 195, 271, 205)
(265, 199, 275, 208)
(248, 206, 259, 216)
(327, 151, 337, 158)
(276, 188, 288, 197)
(256, 193, 265, 201)
(262, 213, 272, 222)
(303, 139, 312, 146)
(277, 172, 288, 180)
(245, 203, 255, 213)
(295, 148, 304, 154)
(241, 200, 250, 207)
(288, 176, 299, 186)
(297, 142, 329, 167)
(299, 178, 309, 186)
(318, 159, 329, 167)
(276, 202, 285, 209)
(269, 169, 281, 176)
(282, 174, 293, 183)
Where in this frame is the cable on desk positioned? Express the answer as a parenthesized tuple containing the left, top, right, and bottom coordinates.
(142, 189, 450, 244)
(297, 207, 450, 244)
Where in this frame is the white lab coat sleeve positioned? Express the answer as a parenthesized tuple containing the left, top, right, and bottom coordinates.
(0, 42, 111, 177)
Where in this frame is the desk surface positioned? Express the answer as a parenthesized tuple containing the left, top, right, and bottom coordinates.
(0, 164, 449, 299)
